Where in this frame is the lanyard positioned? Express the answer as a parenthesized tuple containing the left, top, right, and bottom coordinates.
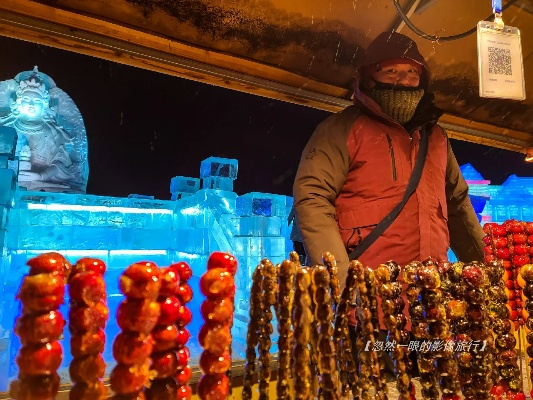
(492, 0, 502, 14)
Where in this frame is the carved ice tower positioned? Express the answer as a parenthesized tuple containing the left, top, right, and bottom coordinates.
(0, 66, 88, 193)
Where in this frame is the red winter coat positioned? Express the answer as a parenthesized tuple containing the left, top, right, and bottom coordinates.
(293, 89, 484, 328)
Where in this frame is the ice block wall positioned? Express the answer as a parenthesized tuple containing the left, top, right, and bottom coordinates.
(0, 155, 293, 392)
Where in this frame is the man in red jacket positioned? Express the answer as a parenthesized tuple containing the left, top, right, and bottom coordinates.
(293, 31, 484, 379)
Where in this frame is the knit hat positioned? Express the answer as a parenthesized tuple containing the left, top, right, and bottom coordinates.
(359, 31, 430, 89)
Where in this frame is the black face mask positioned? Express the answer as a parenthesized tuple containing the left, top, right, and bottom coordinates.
(366, 80, 425, 124)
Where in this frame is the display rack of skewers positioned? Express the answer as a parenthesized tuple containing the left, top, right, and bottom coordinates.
(7, 252, 206, 400)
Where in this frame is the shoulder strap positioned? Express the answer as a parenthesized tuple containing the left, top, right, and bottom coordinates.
(348, 127, 429, 260)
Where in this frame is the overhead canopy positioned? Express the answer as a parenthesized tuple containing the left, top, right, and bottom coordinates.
(0, 0, 532, 153)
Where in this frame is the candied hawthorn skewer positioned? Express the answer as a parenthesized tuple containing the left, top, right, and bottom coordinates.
(68, 258, 109, 400)
(275, 253, 298, 400)
(376, 261, 412, 400)
(206, 252, 237, 395)
(292, 267, 314, 400)
(334, 261, 360, 399)
(145, 265, 185, 400)
(257, 259, 277, 400)
(110, 262, 161, 399)
(10, 252, 69, 400)
(171, 261, 194, 400)
(352, 261, 372, 399)
(242, 263, 264, 400)
(197, 254, 238, 400)
(312, 265, 340, 400)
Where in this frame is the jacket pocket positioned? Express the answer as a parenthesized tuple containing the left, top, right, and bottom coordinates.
(337, 204, 395, 250)
(437, 196, 448, 222)
(385, 134, 397, 181)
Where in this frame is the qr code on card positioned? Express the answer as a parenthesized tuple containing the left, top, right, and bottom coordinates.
(488, 46, 512, 75)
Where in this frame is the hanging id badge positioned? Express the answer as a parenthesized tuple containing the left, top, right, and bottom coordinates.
(477, 3, 526, 100)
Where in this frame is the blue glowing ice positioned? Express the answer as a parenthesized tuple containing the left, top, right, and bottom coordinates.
(199, 156, 238, 179)
(0, 160, 527, 393)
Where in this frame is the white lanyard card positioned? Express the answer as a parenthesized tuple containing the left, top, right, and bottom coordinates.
(477, 21, 525, 100)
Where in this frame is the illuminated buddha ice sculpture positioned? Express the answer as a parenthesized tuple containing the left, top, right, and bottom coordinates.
(0, 66, 88, 193)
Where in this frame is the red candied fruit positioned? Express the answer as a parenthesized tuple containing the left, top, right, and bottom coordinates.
(177, 305, 193, 326)
(112, 331, 154, 365)
(116, 299, 161, 334)
(150, 351, 178, 378)
(17, 274, 65, 312)
(196, 373, 229, 400)
(177, 384, 192, 400)
(70, 328, 106, 358)
(176, 328, 191, 347)
(176, 284, 193, 304)
(16, 341, 63, 375)
(109, 360, 150, 395)
(157, 295, 181, 326)
(199, 268, 235, 299)
(68, 301, 109, 334)
(152, 324, 179, 352)
(159, 267, 180, 297)
(198, 323, 232, 354)
(119, 262, 161, 301)
(176, 347, 190, 368)
(69, 353, 106, 383)
(199, 349, 231, 374)
(27, 252, 71, 278)
(207, 252, 238, 276)
(169, 262, 193, 282)
(200, 297, 234, 323)
(68, 271, 106, 307)
(176, 365, 193, 385)
(71, 258, 106, 277)
(15, 311, 65, 344)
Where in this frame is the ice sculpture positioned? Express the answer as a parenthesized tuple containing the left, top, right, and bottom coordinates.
(0, 66, 88, 193)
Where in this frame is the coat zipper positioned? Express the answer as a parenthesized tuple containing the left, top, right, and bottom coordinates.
(385, 134, 397, 181)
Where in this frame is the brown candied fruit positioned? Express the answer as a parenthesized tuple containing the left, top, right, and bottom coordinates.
(109, 359, 150, 395)
(9, 372, 60, 400)
(69, 353, 106, 382)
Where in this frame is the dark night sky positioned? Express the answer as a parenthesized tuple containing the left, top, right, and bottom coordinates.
(1, 35, 532, 200)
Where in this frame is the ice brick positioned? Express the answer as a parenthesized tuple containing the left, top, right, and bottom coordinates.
(263, 236, 285, 257)
(522, 205, 532, 221)
(171, 192, 194, 201)
(170, 176, 200, 193)
(0, 127, 17, 159)
(7, 157, 18, 175)
(236, 192, 287, 217)
(131, 229, 175, 250)
(72, 226, 120, 249)
(0, 168, 15, 205)
(239, 215, 282, 236)
(174, 228, 209, 254)
(202, 177, 234, 192)
(128, 194, 155, 199)
(233, 236, 262, 257)
(17, 225, 73, 249)
(199, 156, 238, 179)
(0, 207, 6, 229)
